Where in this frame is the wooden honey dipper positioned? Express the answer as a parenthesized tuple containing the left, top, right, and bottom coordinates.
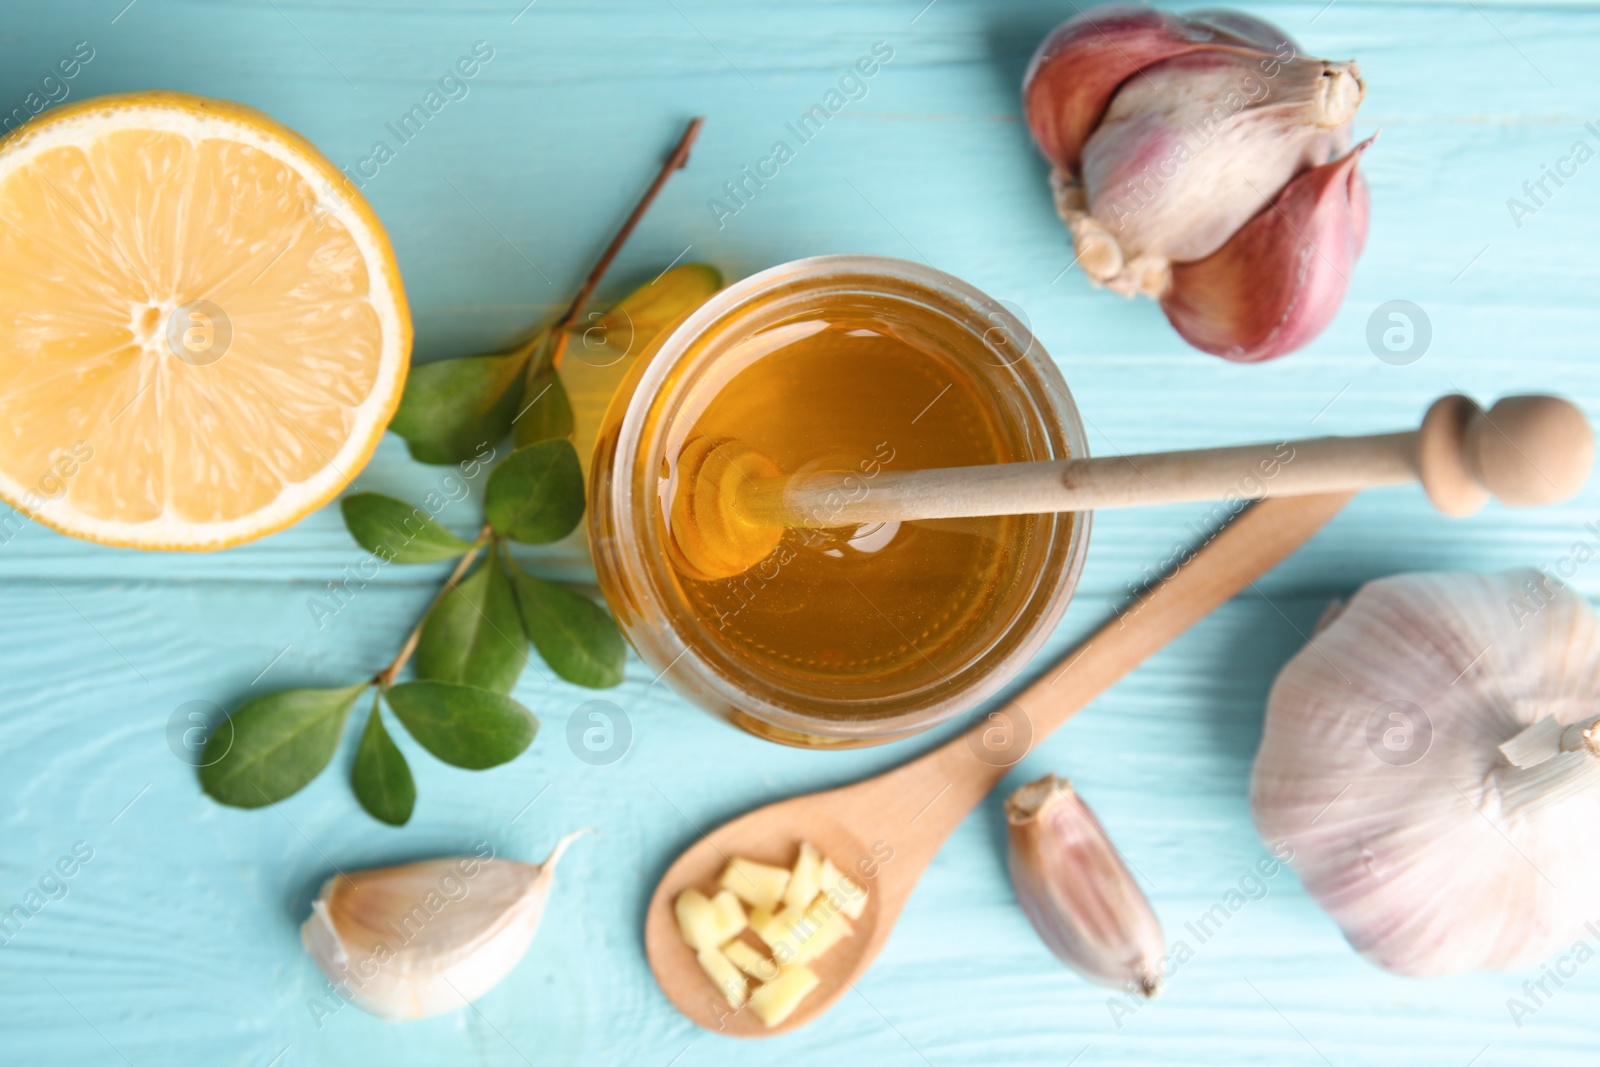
(668, 394, 1594, 581)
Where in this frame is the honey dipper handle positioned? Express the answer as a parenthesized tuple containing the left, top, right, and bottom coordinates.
(741, 394, 1592, 526)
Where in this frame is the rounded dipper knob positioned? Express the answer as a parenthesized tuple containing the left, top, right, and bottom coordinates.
(1419, 394, 1593, 516)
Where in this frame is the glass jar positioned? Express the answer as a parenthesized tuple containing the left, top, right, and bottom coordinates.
(587, 255, 1090, 747)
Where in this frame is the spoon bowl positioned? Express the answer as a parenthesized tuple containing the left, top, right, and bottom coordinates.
(645, 791, 885, 1036)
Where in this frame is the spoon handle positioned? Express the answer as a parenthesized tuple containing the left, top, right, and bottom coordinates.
(849, 491, 1355, 853)
(743, 394, 1591, 528)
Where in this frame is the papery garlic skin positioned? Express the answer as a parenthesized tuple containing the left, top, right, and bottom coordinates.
(1024, 5, 1367, 357)
(1006, 775, 1164, 996)
(301, 831, 586, 1020)
(1251, 571, 1600, 977)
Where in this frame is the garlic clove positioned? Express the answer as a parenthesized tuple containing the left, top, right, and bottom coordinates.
(1184, 8, 1295, 51)
(1006, 775, 1164, 996)
(1251, 570, 1600, 976)
(1160, 137, 1372, 362)
(300, 831, 587, 1020)
(1024, 5, 1235, 177)
(1076, 51, 1363, 281)
(1186, 9, 1364, 126)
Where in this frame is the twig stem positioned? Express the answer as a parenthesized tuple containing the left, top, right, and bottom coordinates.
(378, 119, 702, 687)
(376, 523, 492, 688)
(550, 116, 704, 367)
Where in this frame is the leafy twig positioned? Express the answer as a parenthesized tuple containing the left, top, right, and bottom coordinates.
(549, 116, 705, 369)
(202, 117, 712, 824)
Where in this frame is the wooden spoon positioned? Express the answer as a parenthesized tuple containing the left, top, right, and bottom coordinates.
(645, 490, 1354, 1037)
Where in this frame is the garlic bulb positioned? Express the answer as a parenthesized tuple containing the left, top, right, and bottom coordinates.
(1007, 775, 1164, 995)
(1023, 5, 1368, 360)
(301, 831, 586, 1019)
(1251, 571, 1600, 976)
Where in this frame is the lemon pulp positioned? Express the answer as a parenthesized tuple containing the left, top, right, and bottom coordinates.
(0, 92, 409, 549)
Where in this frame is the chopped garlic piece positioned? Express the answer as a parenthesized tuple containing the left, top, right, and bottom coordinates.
(753, 902, 807, 954)
(710, 889, 747, 943)
(680, 845, 863, 1021)
(755, 898, 853, 968)
(791, 901, 853, 966)
(674, 889, 723, 952)
(817, 858, 868, 921)
(782, 841, 823, 912)
(721, 938, 778, 982)
(696, 946, 748, 1009)
(748, 965, 820, 1028)
(719, 857, 791, 911)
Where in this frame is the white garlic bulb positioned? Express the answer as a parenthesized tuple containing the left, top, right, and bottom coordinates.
(301, 831, 586, 1019)
(1251, 570, 1600, 976)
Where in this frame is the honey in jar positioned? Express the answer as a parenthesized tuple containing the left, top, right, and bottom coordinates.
(588, 256, 1089, 746)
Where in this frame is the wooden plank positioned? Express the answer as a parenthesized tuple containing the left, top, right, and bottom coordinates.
(2, 1, 1599, 1063)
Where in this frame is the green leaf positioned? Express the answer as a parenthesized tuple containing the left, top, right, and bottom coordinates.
(414, 551, 528, 694)
(484, 439, 585, 544)
(595, 264, 721, 354)
(199, 683, 368, 808)
(384, 681, 538, 769)
(340, 493, 474, 564)
(389, 347, 532, 464)
(508, 559, 626, 689)
(512, 362, 575, 447)
(351, 696, 415, 826)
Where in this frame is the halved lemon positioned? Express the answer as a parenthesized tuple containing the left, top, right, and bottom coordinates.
(0, 91, 410, 550)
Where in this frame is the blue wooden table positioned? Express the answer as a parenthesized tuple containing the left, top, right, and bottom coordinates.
(3, 1, 1599, 1063)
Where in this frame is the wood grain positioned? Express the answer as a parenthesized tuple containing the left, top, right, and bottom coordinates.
(2, 2, 1600, 1065)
